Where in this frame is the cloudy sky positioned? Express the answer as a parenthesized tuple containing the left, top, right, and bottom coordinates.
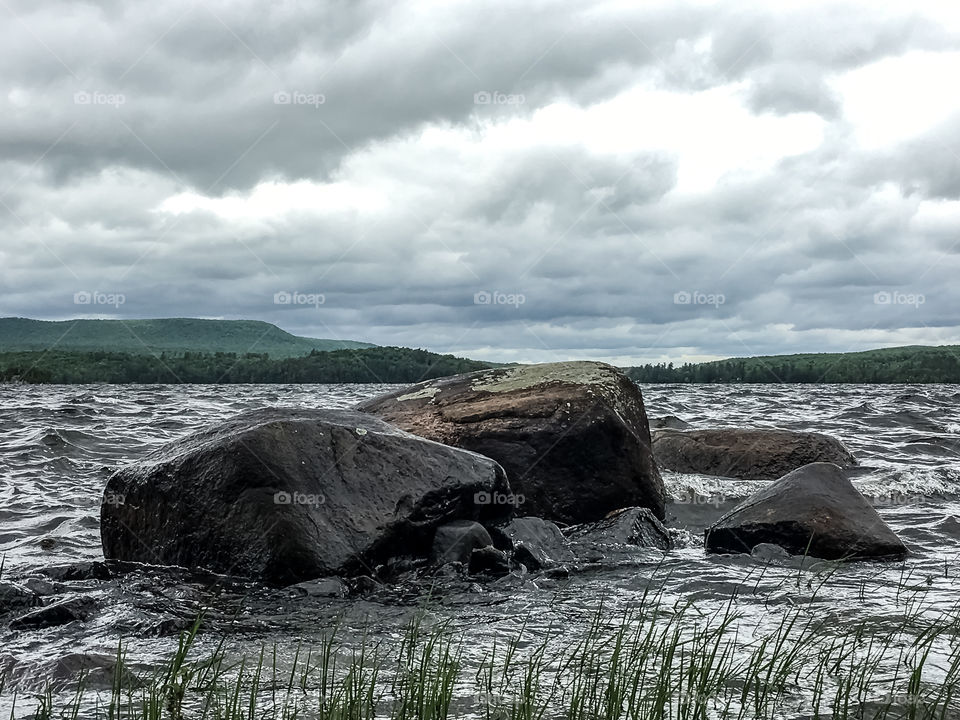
(1, 0, 959, 364)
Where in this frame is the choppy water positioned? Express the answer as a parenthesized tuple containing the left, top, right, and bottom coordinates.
(1, 383, 959, 715)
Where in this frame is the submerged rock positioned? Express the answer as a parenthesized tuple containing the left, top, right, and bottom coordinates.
(705, 462, 908, 560)
(651, 415, 692, 430)
(491, 517, 575, 571)
(101, 408, 511, 585)
(566, 507, 672, 554)
(469, 546, 511, 576)
(287, 577, 349, 598)
(357, 361, 664, 523)
(652, 428, 857, 481)
(431, 521, 494, 566)
(0, 582, 41, 615)
(9, 595, 98, 630)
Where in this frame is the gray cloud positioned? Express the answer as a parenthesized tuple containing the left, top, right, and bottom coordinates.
(1, 0, 959, 364)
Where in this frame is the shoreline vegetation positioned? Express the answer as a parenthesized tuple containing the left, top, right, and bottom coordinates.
(0, 348, 494, 384)
(3, 568, 958, 719)
(1, 344, 960, 384)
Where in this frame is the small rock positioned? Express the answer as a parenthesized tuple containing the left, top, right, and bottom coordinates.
(566, 507, 672, 552)
(287, 577, 349, 598)
(651, 415, 692, 430)
(9, 595, 98, 630)
(20, 579, 58, 596)
(348, 576, 382, 595)
(492, 517, 575, 571)
(0, 582, 41, 614)
(41, 562, 112, 582)
(431, 521, 494, 566)
(469, 546, 511, 576)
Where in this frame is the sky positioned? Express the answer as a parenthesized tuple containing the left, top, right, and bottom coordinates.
(1, 0, 959, 365)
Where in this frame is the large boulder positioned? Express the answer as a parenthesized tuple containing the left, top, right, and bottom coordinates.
(101, 408, 511, 585)
(705, 462, 907, 560)
(356, 362, 664, 523)
(652, 428, 857, 481)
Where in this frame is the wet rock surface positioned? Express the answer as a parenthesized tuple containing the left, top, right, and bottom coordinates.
(101, 408, 511, 585)
(653, 428, 857, 481)
(431, 520, 495, 566)
(651, 415, 692, 430)
(491, 517, 575, 571)
(357, 361, 665, 523)
(565, 507, 672, 557)
(9, 595, 98, 630)
(0, 582, 41, 615)
(705, 462, 908, 560)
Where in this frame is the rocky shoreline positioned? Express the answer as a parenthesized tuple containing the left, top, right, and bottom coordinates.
(2, 362, 910, 632)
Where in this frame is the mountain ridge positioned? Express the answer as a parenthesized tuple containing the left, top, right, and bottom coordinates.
(0, 317, 374, 358)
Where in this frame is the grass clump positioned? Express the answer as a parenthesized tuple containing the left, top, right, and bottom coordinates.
(4, 572, 960, 719)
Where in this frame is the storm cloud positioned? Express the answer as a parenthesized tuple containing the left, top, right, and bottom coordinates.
(2, 0, 959, 364)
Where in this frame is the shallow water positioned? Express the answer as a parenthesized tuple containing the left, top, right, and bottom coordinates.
(1, 383, 959, 716)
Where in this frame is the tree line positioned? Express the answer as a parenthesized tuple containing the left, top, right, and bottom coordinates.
(0, 347, 495, 384)
(625, 347, 960, 383)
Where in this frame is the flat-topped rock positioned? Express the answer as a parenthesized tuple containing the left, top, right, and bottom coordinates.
(705, 462, 907, 560)
(357, 362, 664, 523)
(653, 428, 857, 481)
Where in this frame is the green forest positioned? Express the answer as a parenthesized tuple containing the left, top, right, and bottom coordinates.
(3, 343, 960, 385)
(625, 345, 960, 383)
(0, 347, 495, 384)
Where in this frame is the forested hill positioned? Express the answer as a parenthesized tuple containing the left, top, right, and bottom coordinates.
(0, 318, 374, 358)
(625, 345, 960, 383)
(0, 347, 495, 384)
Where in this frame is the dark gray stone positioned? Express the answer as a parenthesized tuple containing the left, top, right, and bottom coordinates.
(653, 428, 857, 481)
(651, 415, 692, 430)
(287, 577, 349, 598)
(431, 521, 494, 565)
(0, 582, 40, 614)
(565, 507, 672, 552)
(705, 462, 908, 560)
(9, 595, 98, 630)
(492, 517, 575, 570)
(101, 408, 511, 585)
(469, 546, 511, 576)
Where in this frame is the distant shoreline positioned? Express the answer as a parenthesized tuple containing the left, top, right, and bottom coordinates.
(2, 345, 959, 384)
